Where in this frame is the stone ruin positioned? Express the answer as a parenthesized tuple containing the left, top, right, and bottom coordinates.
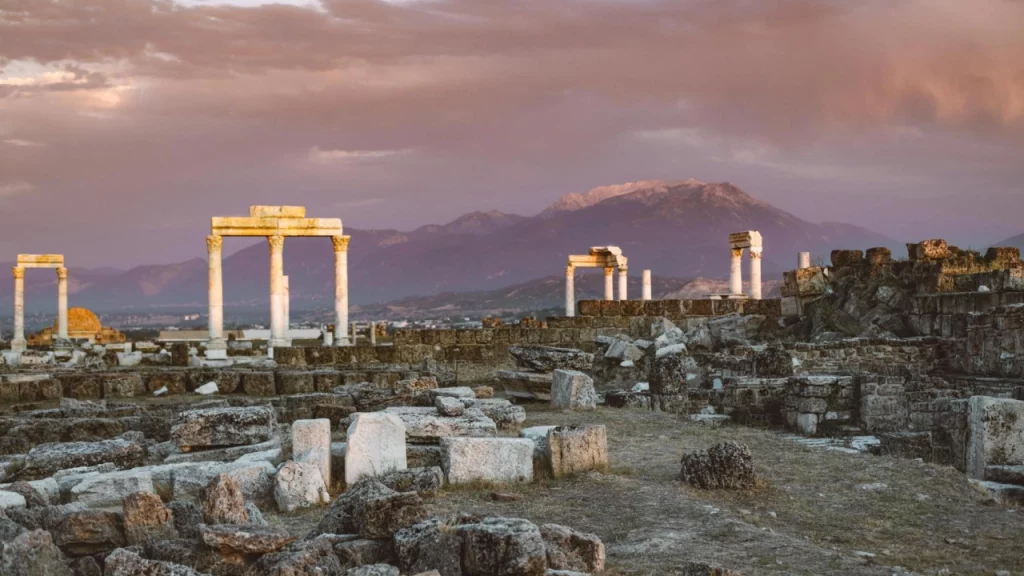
(2, 234, 1024, 574)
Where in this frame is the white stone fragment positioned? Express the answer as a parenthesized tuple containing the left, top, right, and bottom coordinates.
(440, 437, 534, 485)
(195, 382, 219, 395)
(70, 469, 155, 509)
(274, 460, 329, 512)
(631, 382, 649, 393)
(345, 413, 407, 485)
(551, 370, 597, 411)
(292, 419, 332, 487)
(0, 491, 26, 509)
(153, 386, 168, 397)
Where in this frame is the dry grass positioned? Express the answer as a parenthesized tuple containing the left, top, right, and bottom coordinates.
(269, 406, 1024, 575)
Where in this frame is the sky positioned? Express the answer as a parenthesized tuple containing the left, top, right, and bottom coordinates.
(1, 0, 1023, 267)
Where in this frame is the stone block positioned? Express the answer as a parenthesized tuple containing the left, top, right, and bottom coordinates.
(171, 406, 276, 450)
(188, 370, 240, 394)
(383, 407, 497, 444)
(276, 371, 315, 395)
(146, 372, 188, 396)
(242, 372, 276, 396)
(273, 347, 306, 366)
(551, 370, 597, 411)
(101, 374, 145, 398)
(21, 437, 146, 480)
(440, 437, 533, 484)
(830, 249, 864, 267)
(274, 460, 330, 512)
(293, 419, 332, 487)
(467, 398, 527, 429)
(679, 441, 756, 490)
(70, 469, 154, 509)
(346, 413, 407, 485)
(305, 346, 337, 366)
(547, 425, 608, 479)
(966, 396, 1024, 479)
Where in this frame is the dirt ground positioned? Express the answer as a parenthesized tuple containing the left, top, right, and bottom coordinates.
(272, 406, 1024, 576)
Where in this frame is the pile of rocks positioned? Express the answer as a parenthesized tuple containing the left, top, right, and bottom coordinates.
(496, 345, 595, 401)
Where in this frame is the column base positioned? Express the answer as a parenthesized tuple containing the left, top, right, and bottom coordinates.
(268, 338, 290, 348)
(206, 338, 228, 360)
(10, 339, 27, 353)
(52, 337, 73, 352)
(333, 337, 351, 347)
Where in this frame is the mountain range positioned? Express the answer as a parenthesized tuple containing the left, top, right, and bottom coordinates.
(1, 179, 902, 314)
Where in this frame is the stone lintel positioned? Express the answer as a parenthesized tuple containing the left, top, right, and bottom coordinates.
(729, 230, 763, 249)
(589, 246, 622, 256)
(569, 254, 627, 268)
(249, 205, 306, 219)
(211, 217, 343, 237)
(16, 254, 65, 268)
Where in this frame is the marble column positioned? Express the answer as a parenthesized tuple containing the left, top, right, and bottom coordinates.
(283, 275, 291, 344)
(750, 248, 763, 300)
(206, 235, 227, 358)
(565, 265, 575, 317)
(642, 269, 652, 301)
(730, 248, 744, 296)
(268, 235, 287, 348)
(351, 322, 357, 345)
(332, 235, 350, 346)
(370, 321, 377, 345)
(618, 267, 628, 301)
(11, 267, 25, 352)
(603, 267, 614, 301)
(56, 267, 68, 339)
(798, 252, 811, 269)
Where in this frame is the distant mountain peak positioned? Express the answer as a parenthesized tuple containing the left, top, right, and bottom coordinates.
(540, 179, 703, 217)
(412, 210, 525, 236)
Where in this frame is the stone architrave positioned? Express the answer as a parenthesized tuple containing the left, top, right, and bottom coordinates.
(550, 369, 597, 411)
(10, 255, 68, 352)
(564, 247, 628, 316)
(293, 419, 332, 487)
(345, 413, 408, 485)
(207, 206, 345, 357)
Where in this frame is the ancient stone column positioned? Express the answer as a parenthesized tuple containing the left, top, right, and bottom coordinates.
(798, 251, 811, 269)
(268, 235, 288, 348)
(642, 269, 652, 301)
(283, 275, 291, 344)
(618, 267, 628, 301)
(11, 266, 25, 352)
(56, 267, 68, 339)
(750, 247, 763, 300)
(206, 235, 227, 358)
(351, 321, 357, 345)
(603, 267, 614, 301)
(370, 321, 377, 345)
(332, 235, 350, 346)
(730, 248, 744, 296)
(565, 265, 575, 317)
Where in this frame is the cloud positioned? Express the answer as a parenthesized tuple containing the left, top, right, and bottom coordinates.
(0, 181, 34, 197)
(2, 139, 44, 147)
(308, 147, 414, 164)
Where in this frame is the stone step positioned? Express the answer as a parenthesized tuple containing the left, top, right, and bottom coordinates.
(969, 479, 1024, 505)
(985, 465, 1024, 485)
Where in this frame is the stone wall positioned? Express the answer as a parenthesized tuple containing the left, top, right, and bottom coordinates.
(908, 291, 1024, 338)
(576, 298, 782, 321)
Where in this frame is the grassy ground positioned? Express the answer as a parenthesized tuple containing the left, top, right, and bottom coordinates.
(270, 406, 1024, 576)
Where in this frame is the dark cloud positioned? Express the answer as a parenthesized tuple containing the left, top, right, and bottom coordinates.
(0, 0, 1022, 266)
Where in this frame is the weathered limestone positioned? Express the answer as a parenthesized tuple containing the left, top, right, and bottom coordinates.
(550, 370, 597, 411)
(345, 413, 407, 485)
(509, 345, 594, 372)
(541, 523, 606, 573)
(293, 419, 332, 487)
(679, 441, 756, 490)
(202, 473, 248, 525)
(0, 530, 71, 576)
(69, 469, 155, 509)
(171, 406, 276, 450)
(440, 437, 534, 484)
(313, 477, 427, 538)
(642, 269, 652, 301)
(274, 460, 330, 512)
(122, 491, 178, 544)
(383, 407, 497, 444)
(200, 523, 296, 555)
(22, 437, 146, 479)
(966, 396, 1024, 480)
(10, 255, 68, 352)
(497, 370, 553, 401)
(547, 425, 608, 479)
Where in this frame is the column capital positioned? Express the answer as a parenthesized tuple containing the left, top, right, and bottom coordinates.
(749, 248, 763, 259)
(12, 266, 24, 280)
(603, 266, 614, 276)
(618, 266, 628, 273)
(331, 235, 351, 253)
(56, 267, 68, 280)
(268, 234, 285, 253)
(731, 248, 745, 258)
(206, 234, 223, 253)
